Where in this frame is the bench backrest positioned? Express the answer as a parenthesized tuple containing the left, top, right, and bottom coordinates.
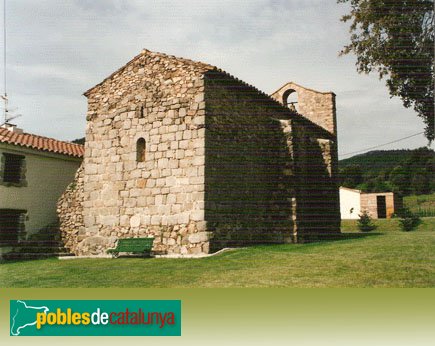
(117, 238, 154, 252)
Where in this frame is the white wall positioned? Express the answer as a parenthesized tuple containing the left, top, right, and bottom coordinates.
(339, 187, 361, 220)
(0, 144, 81, 237)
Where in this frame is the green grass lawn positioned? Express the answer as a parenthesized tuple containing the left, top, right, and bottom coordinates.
(404, 193, 435, 217)
(1, 218, 434, 288)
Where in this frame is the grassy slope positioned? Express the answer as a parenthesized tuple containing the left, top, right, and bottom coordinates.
(404, 193, 435, 213)
(1, 218, 434, 288)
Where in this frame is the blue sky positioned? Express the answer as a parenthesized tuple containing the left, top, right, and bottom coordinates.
(1, 0, 432, 157)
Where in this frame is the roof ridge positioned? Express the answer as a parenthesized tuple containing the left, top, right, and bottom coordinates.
(269, 81, 335, 97)
(83, 49, 218, 96)
(142, 49, 216, 70)
(205, 69, 336, 139)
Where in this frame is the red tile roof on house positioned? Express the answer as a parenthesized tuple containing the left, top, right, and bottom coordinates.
(0, 127, 84, 158)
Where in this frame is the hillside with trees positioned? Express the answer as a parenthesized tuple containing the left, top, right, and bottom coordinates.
(339, 147, 435, 195)
(72, 137, 85, 145)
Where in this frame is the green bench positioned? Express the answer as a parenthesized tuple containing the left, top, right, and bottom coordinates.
(107, 237, 155, 258)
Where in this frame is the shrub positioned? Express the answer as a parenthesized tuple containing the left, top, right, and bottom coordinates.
(357, 210, 377, 232)
(397, 208, 421, 232)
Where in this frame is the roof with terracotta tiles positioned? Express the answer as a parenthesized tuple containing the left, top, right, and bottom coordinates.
(0, 127, 84, 158)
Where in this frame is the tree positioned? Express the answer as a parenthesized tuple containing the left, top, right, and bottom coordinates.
(72, 137, 85, 145)
(339, 164, 364, 187)
(397, 207, 421, 231)
(338, 0, 434, 142)
(357, 210, 377, 232)
(405, 147, 435, 194)
(389, 165, 410, 195)
(410, 169, 431, 194)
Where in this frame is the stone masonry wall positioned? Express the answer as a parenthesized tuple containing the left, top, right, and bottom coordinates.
(290, 122, 341, 240)
(271, 82, 340, 240)
(79, 51, 212, 256)
(203, 71, 340, 248)
(203, 71, 296, 249)
(271, 82, 337, 135)
(57, 165, 85, 253)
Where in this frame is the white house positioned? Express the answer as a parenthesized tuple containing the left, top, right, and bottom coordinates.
(339, 186, 402, 220)
(0, 124, 83, 255)
(339, 187, 362, 219)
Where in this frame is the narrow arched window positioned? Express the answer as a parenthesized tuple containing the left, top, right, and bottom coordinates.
(136, 138, 146, 162)
(282, 89, 298, 112)
(135, 104, 145, 118)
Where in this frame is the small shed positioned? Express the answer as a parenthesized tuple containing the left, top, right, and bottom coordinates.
(339, 187, 402, 219)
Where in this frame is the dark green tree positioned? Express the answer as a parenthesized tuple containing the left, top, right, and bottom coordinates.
(72, 137, 85, 145)
(338, 0, 434, 142)
(389, 165, 410, 195)
(339, 164, 364, 188)
(410, 169, 431, 194)
(397, 207, 421, 231)
(357, 210, 377, 232)
(405, 147, 435, 194)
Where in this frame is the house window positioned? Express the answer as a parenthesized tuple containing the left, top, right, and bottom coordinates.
(136, 138, 146, 162)
(0, 209, 26, 245)
(1, 153, 26, 185)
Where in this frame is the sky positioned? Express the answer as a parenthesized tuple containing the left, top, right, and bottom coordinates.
(1, 0, 432, 158)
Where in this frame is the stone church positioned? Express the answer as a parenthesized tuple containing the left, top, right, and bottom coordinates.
(58, 49, 341, 256)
